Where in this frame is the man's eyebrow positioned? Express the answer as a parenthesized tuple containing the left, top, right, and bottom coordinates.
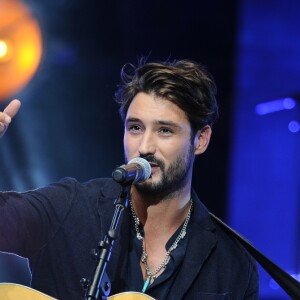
(125, 118, 182, 129)
(155, 120, 181, 129)
(125, 117, 141, 124)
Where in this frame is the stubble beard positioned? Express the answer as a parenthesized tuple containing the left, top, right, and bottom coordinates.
(133, 145, 195, 200)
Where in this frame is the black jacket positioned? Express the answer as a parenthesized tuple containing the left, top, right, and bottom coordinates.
(0, 177, 258, 299)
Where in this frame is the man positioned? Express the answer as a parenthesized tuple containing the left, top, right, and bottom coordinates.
(0, 59, 259, 299)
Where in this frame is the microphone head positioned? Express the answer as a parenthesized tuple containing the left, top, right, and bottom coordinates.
(128, 157, 151, 182)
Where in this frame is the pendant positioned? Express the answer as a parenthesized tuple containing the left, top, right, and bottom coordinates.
(142, 277, 151, 293)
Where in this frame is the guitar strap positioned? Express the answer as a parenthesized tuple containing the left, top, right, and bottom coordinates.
(209, 213, 300, 299)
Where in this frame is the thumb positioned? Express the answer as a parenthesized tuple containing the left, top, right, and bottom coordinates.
(3, 99, 21, 118)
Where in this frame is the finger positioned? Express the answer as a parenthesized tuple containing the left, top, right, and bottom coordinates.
(3, 99, 21, 118)
(0, 122, 8, 130)
(0, 113, 11, 124)
(0, 123, 8, 138)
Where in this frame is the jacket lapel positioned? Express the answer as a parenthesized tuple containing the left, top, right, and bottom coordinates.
(168, 192, 217, 299)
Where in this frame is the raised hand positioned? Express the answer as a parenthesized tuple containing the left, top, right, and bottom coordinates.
(0, 99, 21, 138)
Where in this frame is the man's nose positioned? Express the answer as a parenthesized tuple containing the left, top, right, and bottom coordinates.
(138, 132, 156, 156)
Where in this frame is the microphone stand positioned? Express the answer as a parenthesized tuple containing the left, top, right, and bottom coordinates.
(81, 186, 130, 300)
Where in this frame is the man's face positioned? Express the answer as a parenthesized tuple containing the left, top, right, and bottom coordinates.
(124, 92, 196, 197)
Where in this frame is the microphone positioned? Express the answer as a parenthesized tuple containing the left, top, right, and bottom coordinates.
(112, 157, 151, 185)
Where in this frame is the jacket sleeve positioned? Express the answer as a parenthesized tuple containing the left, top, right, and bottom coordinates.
(0, 177, 78, 258)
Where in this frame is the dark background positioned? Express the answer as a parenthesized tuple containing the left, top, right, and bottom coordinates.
(1, 0, 237, 216)
(1, 1, 300, 299)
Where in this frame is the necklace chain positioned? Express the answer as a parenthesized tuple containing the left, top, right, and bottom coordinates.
(129, 198, 193, 285)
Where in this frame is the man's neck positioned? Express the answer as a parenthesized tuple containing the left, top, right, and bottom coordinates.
(130, 185, 193, 282)
(130, 185, 192, 235)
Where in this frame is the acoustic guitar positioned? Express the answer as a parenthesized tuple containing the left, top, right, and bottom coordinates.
(0, 283, 155, 300)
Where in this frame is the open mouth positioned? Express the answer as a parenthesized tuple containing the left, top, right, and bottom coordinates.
(149, 162, 159, 168)
(149, 162, 160, 175)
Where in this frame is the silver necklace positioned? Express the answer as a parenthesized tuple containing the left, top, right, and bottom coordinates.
(129, 198, 193, 292)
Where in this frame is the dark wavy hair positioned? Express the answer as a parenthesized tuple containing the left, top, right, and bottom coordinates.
(114, 59, 219, 135)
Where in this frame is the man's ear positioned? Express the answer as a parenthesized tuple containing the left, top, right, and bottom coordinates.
(193, 125, 212, 155)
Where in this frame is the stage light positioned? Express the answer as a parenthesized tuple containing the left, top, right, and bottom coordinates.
(0, 0, 43, 102)
(0, 41, 8, 59)
(255, 98, 296, 115)
(288, 120, 300, 133)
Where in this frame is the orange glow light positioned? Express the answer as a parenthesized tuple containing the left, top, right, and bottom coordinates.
(0, 39, 14, 63)
(0, 41, 9, 59)
(0, 0, 43, 101)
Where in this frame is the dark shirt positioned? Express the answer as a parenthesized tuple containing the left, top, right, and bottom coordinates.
(127, 213, 191, 300)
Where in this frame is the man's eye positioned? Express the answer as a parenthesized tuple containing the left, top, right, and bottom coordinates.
(159, 128, 173, 135)
(128, 125, 141, 132)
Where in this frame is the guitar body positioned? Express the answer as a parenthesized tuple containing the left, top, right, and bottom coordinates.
(0, 283, 155, 300)
(108, 291, 154, 299)
(0, 283, 56, 300)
